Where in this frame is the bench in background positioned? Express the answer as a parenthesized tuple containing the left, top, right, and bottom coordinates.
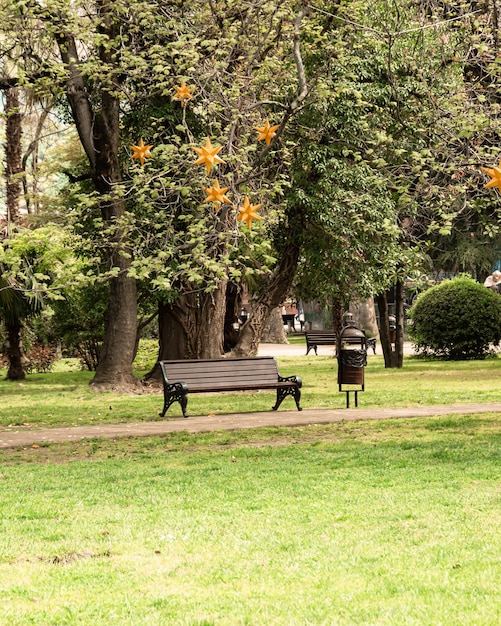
(305, 330, 376, 355)
(159, 356, 302, 418)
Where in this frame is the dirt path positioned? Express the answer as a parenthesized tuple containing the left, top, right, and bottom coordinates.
(2, 402, 501, 449)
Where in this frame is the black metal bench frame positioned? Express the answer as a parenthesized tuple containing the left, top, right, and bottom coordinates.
(305, 330, 337, 355)
(159, 356, 302, 418)
(305, 331, 376, 355)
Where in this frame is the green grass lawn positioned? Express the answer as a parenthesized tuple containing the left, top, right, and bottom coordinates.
(2, 352, 501, 624)
(1, 415, 501, 624)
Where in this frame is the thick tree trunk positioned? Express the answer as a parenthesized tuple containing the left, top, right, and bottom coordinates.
(6, 322, 25, 381)
(232, 241, 300, 356)
(195, 281, 227, 359)
(91, 269, 138, 387)
(331, 299, 345, 336)
(55, 29, 139, 388)
(351, 298, 379, 337)
(5, 87, 22, 227)
(89, 141, 138, 387)
(157, 298, 193, 362)
(146, 281, 227, 381)
(4, 87, 26, 381)
(376, 282, 404, 368)
(260, 307, 288, 343)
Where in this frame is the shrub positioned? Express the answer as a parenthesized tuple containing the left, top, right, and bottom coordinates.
(50, 283, 107, 371)
(407, 276, 501, 359)
(24, 343, 58, 373)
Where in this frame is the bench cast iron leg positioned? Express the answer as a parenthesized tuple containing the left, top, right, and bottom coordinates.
(272, 385, 302, 412)
(159, 382, 189, 418)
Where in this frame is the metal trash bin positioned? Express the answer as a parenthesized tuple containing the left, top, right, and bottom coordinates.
(337, 323, 368, 408)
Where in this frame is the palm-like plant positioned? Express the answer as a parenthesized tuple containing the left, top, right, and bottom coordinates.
(0, 272, 42, 380)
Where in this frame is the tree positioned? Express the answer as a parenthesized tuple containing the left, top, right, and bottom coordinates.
(0, 274, 37, 379)
(422, 0, 501, 279)
(0, 223, 75, 379)
(1, 0, 152, 386)
(1, 84, 26, 378)
(5, 0, 496, 378)
(4, 85, 22, 226)
(2, 1, 309, 376)
(284, 0, 501, 367)
(95, 0, 313, 365)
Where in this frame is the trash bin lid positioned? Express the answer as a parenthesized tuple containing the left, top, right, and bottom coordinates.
(340, 326, 366, 340)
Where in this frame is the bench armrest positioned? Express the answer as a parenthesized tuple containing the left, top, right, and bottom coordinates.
(279, 374, 302, 388)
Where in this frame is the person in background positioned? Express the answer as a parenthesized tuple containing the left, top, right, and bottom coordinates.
(296, 307, 305, 331)
(484, 270, 501, 292)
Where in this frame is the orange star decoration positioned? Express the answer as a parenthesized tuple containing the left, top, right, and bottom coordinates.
(481, 159, 501, 191)
(237, 196, 262, 229)
(130, 138, 153, 165)
(254, 119, 280, 146)
(173, 82, 194, 107)
(192, 137, 225, 174)
(203, 178, 231, 211)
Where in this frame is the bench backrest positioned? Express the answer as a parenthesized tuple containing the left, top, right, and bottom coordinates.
(159, 356, 280, 391)
(306, 331, 336, 340)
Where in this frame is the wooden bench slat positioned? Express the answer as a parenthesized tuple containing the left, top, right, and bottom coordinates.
(163, 380, 278, 391)
(169, 362, 278, 373)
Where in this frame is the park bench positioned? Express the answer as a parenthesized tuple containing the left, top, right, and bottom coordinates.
(305, 330, 376, 355)
(305, 330, 337, 355)
(159, 356, 302, 418)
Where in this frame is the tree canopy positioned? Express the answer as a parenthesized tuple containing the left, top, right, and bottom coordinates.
(2, 0, 501, 377)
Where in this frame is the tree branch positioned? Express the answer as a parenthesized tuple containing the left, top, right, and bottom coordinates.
(55, 33, 97, 171)
(237, 4, 310, 184)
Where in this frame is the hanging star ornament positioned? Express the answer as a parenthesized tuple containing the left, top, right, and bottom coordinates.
(237, 196, 262, 229)
(254, 119, 280, 146)
(173, 82, 194, 107)
(203, 178, 231, 210)
(192, 137, 225, 174)
(481, 159, 501, 192)
(130, 138, 153, 165)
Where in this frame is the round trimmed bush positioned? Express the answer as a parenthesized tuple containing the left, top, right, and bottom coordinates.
(407, 276, 501, 359)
